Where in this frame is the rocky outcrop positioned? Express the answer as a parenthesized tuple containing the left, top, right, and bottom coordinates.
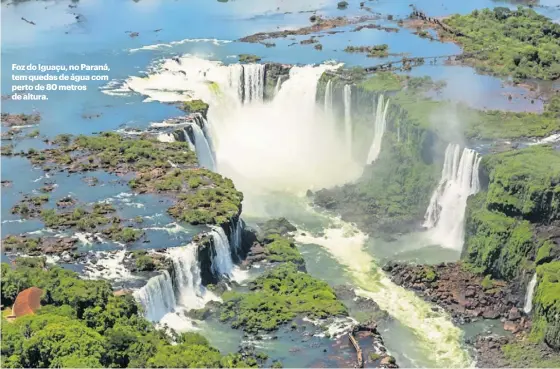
(1, 235, 78, 256)
(264, 63, 291, 100)
(1, 113, 40, 127)
(384, 262, 530, 332)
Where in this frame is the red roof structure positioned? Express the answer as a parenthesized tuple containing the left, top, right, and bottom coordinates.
(11, 287, 43, 318)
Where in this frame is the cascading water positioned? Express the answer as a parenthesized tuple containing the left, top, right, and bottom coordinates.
(157, 132, 176, 143)
(324, 79, 333, 115)
(274, 76, 282, 96)
(134, 244, 218, 322)
(242, 64, 265, 104)
(295, 221, 473, 368)
(189, 120, 216, 171)
(524, 273, 537, 314)
(118, 57, 470, 366)
(344, 84, 352, 157)
(210, 226, 235, 278)
(424, 143, 482, 250)
(366, 94, 390, 164)
(134, 270, 176, 322)
(230, 218, 243, 254)
(181, 128, 196, 152)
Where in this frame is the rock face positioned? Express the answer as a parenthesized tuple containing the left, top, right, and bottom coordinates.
(264, 63, 291, 101)
(384, 262, 529, 330)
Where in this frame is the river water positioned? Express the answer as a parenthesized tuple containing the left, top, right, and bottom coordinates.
(2, 0, 557, 367)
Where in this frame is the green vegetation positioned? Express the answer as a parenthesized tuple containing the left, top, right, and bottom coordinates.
(180, 100, 209, 115)
(344, 44, 389, 57)
(481, 275, 495, 290)
(533, 261, 560, 349)
(238, 54, 261, 63)
(1, 262, 264, 368)
(26, 129, 40, 138)
(19, 132, 242, 227)
(502, 340, 560, 368)
(483, 145, 560, 222)
(358, 72, 401, 92)
(462, 145, 560, 349)
(219, 263, 347, 333)
(262, 235, 305, 266)
(157, 169, 242, 225)
(442, 7, 560, 80)
(462, 143, 560, 279)
(337, 1, 348, 9)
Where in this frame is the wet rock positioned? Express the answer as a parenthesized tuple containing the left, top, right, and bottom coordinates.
(81, 176, 99, 186)
(56, 196, 77, 208)
(42, 237, 78, 254)
(1, 180, 13, 188)
(508, 307, 521, 321)
(1, 113, 40, 127)
(386, 262, 524, 329)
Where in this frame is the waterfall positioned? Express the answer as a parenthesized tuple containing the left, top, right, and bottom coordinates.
(344, 85, 352, 157)
(230, 218, 243, 254)
(228, 64, 244, 103)
(133, 270, 176, 322)
(274, 76, 282, 96)
(366, 94, 390, 164)
(324, 79, 333, 116)
(167, 245, 212, 310)
(524, 273, 537, 314)
(189, 121, 216, 171)
(182, 128, 196, 152)
(424, 143, 482, 250)
(210, 226, 235, 278)
(242, 64, 265, 104)
(157, 133, 176, 143)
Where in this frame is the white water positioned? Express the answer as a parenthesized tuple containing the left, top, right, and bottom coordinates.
(366, 94, 390, 164)
(189, 121, 216, 170)
(296, 222, 473, 368)
(524, 273, 537, 314)
(274, 76, 282, 96)
(119, 56, 470, 366)
(210, 226, 235, 277)
(424, 143, 482, 251)
(157, 132, 176, 143)
(134, 244, 219, 322)
(134, 270, 177, 322)
(168, 245, 217, 309)
(242, 64, 265, 104)
(344, 84, 352, 157)
(230, 218, 243, 254)
(324, 79, 333, 115)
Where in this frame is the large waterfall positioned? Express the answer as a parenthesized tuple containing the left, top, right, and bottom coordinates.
(344, 84, 352, 157)
(119, 56, 472, 367)
(424, 144, 482, 250)
(366, 94, 390, 164)
(241, 64, 265, 104)
(134, 270, 177, 322)
(524, 273, 537, 314)
(210, 226, 235, 278)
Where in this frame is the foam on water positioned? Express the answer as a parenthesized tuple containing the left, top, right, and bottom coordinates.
(295, 221, 473, 368)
